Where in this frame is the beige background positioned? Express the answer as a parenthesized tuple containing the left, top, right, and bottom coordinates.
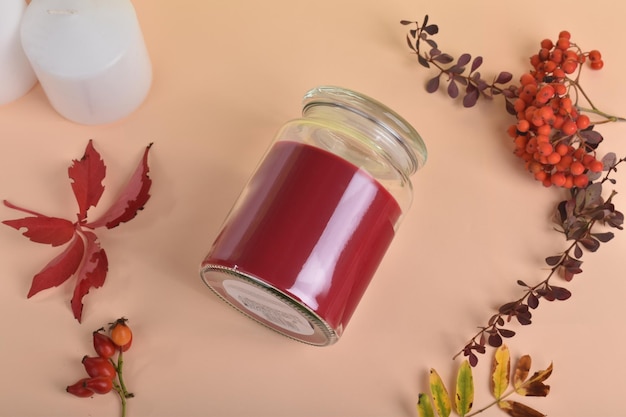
(2, 0, 626, 416)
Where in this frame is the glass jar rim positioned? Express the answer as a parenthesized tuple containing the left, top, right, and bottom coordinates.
(302, 86, 428, 174)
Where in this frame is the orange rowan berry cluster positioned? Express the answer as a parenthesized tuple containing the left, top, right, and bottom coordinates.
(508, 30, 604, 188)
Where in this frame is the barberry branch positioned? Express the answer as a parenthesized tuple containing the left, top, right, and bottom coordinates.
(402, 15, 626, 366)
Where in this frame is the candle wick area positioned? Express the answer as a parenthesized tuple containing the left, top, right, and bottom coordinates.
(47, 9, 78, 15)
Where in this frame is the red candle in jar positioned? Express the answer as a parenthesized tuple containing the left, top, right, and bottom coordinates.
(201, 86, 427, 345)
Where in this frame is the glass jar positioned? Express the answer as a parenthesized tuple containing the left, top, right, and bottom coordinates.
(200, 86, 427, 346)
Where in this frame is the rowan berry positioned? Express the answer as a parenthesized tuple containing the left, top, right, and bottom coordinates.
(588, 50, 602, 62)
(590, 60, 604, 70)
(520, 73, 536, 86)
(561, 59, 578, 74)
(589, 159, 604, 173)
(573, 174, 589, 188)
(536, 85, 555, 104)
(517, 119, 530, 133)
(570, 160, 585, 176)
(561, 119, 577, 136)
(555, 143, 570, 156)
(559, 30, 571, 40)
(576, 114, 591, 130)
(541, 39, 554, 49)
(556, 37, 570, 50)
(546, 151, 562, 165)
(556, 154, 573, 171)
(513, 99, 527, 113)
(550, 171, 566, 187)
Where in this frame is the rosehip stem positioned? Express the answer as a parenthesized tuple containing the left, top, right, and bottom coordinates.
(111, 348, 133, 417)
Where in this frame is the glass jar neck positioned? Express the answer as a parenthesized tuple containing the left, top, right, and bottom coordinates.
(302, 86, 427, 178)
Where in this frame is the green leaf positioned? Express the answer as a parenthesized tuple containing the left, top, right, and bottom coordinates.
(417, 393, 436, 417)
(498, 400, 546, 417)
(429, 368, 452, 417)
(455, 360, 474, 416)
(491, 344, 510, 399)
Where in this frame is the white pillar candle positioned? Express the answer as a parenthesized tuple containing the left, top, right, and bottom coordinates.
(0, 0, 37, 106)
(20, 0, 152, 125)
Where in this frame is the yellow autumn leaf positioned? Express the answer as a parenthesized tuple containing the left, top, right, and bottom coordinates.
(455, 360, 474, 416)
(513, 355, 531, 390)
(429, 368, 452, 417)
(491, 344, 510, 399)
(417, 393, 435, 417)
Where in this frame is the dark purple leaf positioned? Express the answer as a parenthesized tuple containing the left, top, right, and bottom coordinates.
(499, 302, 517, 315)
(574, 244, 583, 259)
(448, 64, 465, 74)
(488, 333, 503, 347)
(424, 24, 439, 35)
(527, 293, 539, 309)
(505, 98, 516, 115)
(516, 312, 532, 325)
(463, 88, 479, 108)
(498, 328, 516, 338)
(470, 56, 483, 73)
(592, 231, 614, 242)
(457, 53, 471, 67)
(409, 29, 417, 39)
(579, 237, 600, 252)
(495, 71, 513, 84)
(601, 152, 617, 169)
(552, 286, 572, 301)
(432, 53, 454, 64)
(418, 54, 430, 68)
(426, 75, 440, 93)
(429, 48, 441, 57)
(400, 20, 414, 25)
(448, 79, 459, 98)
(422, 14, 429, 27)
(517, 280, 528, 287)
(580, 128, 603, 147)
(425, 38, 438, 49)
(545, 255, 562, 266)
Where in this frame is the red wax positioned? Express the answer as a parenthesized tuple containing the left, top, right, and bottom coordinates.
(202, 140, 402, 331)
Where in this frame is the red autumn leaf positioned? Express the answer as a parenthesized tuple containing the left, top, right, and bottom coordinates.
(3, 201, 76, 247)
(71, 230, 108, 322)
(85, 143, 153, 229)
(68, 139, 106, 222)
(27, 234, 84, 297)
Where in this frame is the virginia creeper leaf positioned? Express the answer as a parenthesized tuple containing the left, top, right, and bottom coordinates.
(429, 368, 451, 417)
(85, 143, 153, 229)
(491, 344, 510, 399)
(68, 139, 106, 222)
(498, 400, 546, 417)
(71, 230, 108, 322)
(416, 393, 435, 417)
(455, 360, 474, 416)
(513, 355, 531, 389)
(3, 213, 75, 247)
(27, 234, 84, 298)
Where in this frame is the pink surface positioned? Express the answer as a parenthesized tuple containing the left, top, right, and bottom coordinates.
(2, 1, 626, 416)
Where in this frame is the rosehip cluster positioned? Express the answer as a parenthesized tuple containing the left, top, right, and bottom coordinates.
(67, 318, 134, 413)
(507, 30, 605, 188)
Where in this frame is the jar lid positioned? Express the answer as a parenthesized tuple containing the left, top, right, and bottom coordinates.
(302, 86, 428, 175)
